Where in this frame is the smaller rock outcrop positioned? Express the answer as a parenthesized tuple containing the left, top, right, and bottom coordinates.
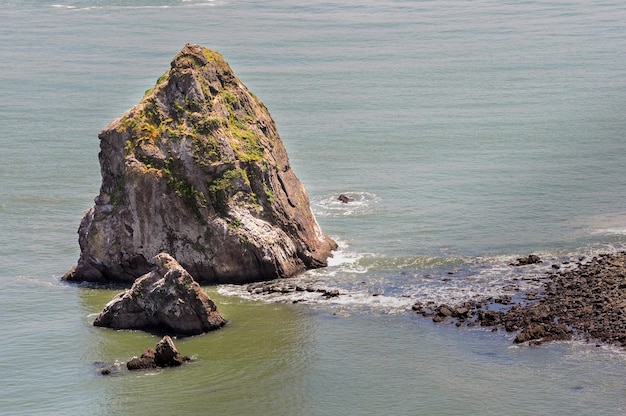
(127, 336, 190, 370)
(126, 349, 157, 370)
(93, 253, 226, 336)
(154, 335, 187, 367)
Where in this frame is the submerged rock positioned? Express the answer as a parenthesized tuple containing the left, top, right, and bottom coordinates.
(63, 43, 336, 284)
(93, 253, 226, 336)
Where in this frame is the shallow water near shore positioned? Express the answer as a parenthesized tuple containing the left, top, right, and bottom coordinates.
(2, 0, 626, 414)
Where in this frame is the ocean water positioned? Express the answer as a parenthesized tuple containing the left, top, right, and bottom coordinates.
(1, 0, 626, 414)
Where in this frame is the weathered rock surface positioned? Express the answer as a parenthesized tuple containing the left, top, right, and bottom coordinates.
(63, 43, 336, 284)
(126, 335, 190, 371)
(93, 253, 226, 336)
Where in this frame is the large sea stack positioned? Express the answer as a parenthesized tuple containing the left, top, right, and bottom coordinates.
(63, 44, 336, 284)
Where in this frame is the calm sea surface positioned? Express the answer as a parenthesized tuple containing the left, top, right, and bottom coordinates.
(1, 0, 626, 414)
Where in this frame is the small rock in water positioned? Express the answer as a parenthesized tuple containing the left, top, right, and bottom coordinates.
(155, 335, 187, 367)
(94, 361, 116, 376)
(126, 349, 156, 371)
(321, 289, 340, 299)
(127, 336, 190, 371)
(338, 194, 354, 204)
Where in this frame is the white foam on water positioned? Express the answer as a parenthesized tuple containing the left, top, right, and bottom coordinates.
(595, 228, 626, 236)
(572, 211, 626, 238)
(217, 246, 586, 315)
(326, 239, 365, 268)
(228, 244, 624, 316)
(313, 191, 381, 217)
(48, 1, 220, 11)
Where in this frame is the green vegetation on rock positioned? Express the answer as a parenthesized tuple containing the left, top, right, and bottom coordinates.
(162, 159, 206, 218)
(207, 168, 250, 215)
(65, 43, 337, 286)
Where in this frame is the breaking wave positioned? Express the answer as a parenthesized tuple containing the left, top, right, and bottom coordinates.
(217, 243, 613, 316)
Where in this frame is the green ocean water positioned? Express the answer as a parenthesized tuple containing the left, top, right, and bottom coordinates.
(1, 1, 626, 414)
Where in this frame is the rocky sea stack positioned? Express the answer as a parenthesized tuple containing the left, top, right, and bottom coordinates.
(64, 43, 336, 284)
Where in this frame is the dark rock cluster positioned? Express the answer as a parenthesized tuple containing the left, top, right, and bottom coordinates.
(247, 281, 341, 300)
(337, 194, 354, 204)
(414, 252, 626, 348)
(97, 335, 189, 375)
(93, 253, 226, 336)
(510, 254, 542, 266)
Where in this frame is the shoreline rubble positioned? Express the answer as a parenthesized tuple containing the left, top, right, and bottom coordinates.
(414, 251, 626, 348)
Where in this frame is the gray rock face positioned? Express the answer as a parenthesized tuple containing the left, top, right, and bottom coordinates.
(63, 43, 336, 284)
(93, 253, 226, 336)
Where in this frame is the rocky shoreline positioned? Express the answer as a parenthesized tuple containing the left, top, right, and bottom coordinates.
(414, 251, 626, 348)
(247, 251, 626, 349)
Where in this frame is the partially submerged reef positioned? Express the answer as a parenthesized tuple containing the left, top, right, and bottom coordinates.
(413, 251, 626, 349)
(64, 43, 336, 286)
(247, 252, 626, 350)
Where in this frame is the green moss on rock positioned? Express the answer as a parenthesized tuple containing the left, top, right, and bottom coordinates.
(64, 43, 337, 285)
